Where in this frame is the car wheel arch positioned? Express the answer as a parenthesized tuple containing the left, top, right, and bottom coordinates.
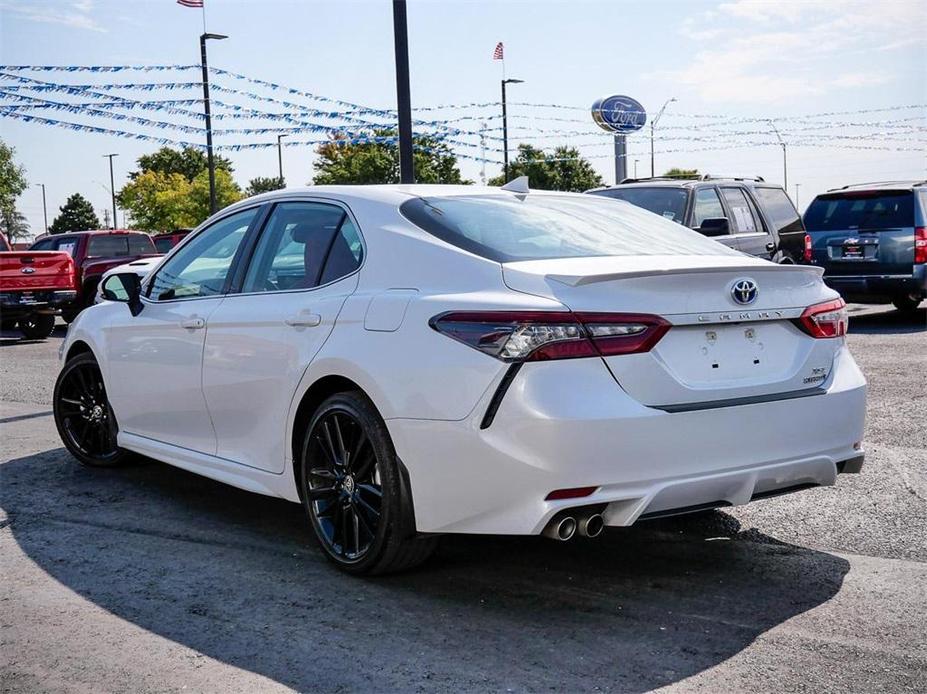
(65, 339, 95, 363)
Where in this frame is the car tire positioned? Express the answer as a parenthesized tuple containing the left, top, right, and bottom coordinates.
(299, 390, 438, 575)
(18, 313, 55, 340)
(53, 352, 129, 467)
(892, 294, 923, 312)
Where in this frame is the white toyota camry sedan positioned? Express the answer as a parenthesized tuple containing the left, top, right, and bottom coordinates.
(54, 183, 866, 574)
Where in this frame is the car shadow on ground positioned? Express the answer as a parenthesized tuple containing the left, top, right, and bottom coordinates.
(846, 305, 925, 334)
(0, 323, 67, 347)
(2, 448, 849, 692)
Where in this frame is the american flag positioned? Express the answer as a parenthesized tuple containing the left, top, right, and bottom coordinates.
(177, 0, 204, 7)
(492, 42, 504, 60)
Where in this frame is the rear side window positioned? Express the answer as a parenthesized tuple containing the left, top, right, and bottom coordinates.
(87, 235, 129, 257)
(804, 191, 914, 231)
(400, 194, 739, 262)
(128, 234, 156, 254)
(154, 237, 174, 253)
(754, 187, 803, 234)
(588, 187, 688, 224)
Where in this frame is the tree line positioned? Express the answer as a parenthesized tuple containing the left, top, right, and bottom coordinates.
(2, 133, 642, 239)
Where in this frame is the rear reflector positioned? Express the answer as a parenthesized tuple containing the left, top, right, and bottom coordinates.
(915, 226, 926, 264)
(545, 486, 598, 501)
(796, 298, 848, 338)
(430, 311, 670, 362)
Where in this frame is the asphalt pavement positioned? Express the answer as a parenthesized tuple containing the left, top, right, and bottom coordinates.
(1, 304, 925, 693)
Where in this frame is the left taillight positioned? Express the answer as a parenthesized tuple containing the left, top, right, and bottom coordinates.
(915, 226, 926, 264)
(796, 298, 848, 338)
(429, 311, 670, 362)
(803, 233, 813, 262)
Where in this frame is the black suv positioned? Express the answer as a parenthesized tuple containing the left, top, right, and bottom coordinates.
(803, 181, 926, 312)
(586, 175, 806, 263)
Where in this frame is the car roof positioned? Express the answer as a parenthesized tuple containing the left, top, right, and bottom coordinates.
(825, 180, 927, 193)
(588, 175, 770, 192)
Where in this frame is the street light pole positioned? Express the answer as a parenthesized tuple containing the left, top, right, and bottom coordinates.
(634, 159, 639, 178)
(795, 183, 801, 208)
(392, 0, 414, 183)
(277, 134, 287, 185)
(501, 78, 524, 183)
(650, 97, 676, 177)
(35, 183, 48, 234)
(200, 32, 227, 215)
(768, 119, 788, 190)
(103, 153, 118, 228)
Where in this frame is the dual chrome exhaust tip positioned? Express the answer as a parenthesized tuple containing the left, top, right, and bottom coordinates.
(542, 512, 605, 541)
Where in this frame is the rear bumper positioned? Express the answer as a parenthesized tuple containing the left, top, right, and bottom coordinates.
(389, 345, 866, 535)
(0, 290, 77, 319)
(824, 265, 926, 302)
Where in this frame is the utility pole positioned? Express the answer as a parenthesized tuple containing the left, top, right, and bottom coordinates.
(277, 133, 287, 185)
(795, 183, 801, 208)
(103, 153, 118, 228)
(479, 121, 487, 185)
(200, 32, 228, 214)
(768, 119, 788, 190)
(34, 183, 48, 234)
(501, 78, 524, 182)
(392, 0, 414, 183)
(650, 97, 677, 177)
(102, 209, 111, 229)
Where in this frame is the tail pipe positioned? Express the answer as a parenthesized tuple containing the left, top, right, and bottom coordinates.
(542, 515, 577, 541)
(577, 513, 605, 538)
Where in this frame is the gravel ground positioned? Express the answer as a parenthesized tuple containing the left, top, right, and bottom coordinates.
(1, 305, 925, 693)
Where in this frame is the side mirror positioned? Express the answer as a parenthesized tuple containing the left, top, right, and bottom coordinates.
(101, 272, 144, 316)
(698, 217, 730, 237)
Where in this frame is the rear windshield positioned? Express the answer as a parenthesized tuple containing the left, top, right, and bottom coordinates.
(587, 187, 688, 224)
(804, 191, 914, 231)
(400, 194, 738, 262)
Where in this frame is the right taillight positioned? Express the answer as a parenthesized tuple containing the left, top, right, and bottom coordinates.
(430, 311, 671, 362)
(915, 226, 926, 264)
(803, 233, 813, 262)
(796, 298, 848, 338)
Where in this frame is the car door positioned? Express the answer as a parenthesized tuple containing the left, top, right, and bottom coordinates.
(720, 186, 775, 259)
(201, 200, 364, 473)
(689, 186, 740, 252)
(103, 207, 260, 454)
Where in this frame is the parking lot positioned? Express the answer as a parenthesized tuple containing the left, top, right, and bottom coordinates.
(1, 304, 925, 693)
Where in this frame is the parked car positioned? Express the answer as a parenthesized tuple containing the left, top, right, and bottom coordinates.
(54, 184, 866, 575)
(803, 181, 926, 312)
(0, 232, 77, 339)
(153, 229, 192, 253)
(29, 229, 159, 321)
(587, 175, 806, 263)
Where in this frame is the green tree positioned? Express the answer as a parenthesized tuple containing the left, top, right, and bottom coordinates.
(245, 176, 284, 197)
(312, 130, 467, 185)
(0, 140, 28, 227)
(662, 168, 699, 179)
(118, 169, 242, 231)
(1, 208, 30, 242)
(48, 193, 100, 234)
(130, 146, 233, 182)
(488, 144, 604, 192)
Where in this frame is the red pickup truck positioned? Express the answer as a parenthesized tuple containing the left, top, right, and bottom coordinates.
(29, 229, 159, 321)
(0, 232, 78, 339)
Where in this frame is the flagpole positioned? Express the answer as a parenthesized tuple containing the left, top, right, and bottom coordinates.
(201, 0, 207, 34)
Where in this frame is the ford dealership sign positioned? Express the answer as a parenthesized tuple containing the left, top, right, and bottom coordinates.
(591, 95, 647, 134)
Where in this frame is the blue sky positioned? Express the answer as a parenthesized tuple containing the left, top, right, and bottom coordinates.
(1, 0, 924, 236)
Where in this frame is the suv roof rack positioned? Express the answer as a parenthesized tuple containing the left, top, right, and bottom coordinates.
(698, 174, 766, 182)
(827, 180, 927, 192)
(611, 174, 767, 185)
(614, 176, 699, 184)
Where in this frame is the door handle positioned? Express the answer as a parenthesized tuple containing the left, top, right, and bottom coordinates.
(180, 317, 206, 330)
(285, 313, 322, 328)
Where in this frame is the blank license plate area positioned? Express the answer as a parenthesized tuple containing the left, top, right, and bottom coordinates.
(654, 322, 802, 387)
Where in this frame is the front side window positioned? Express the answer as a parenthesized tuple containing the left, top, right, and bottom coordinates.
(721, 188, 761, 234)
(754, 187, 803, 234)
(242, 202, 362, 293)
(148, 208, 257, 301)
(87, 235, 129, 257)
(588, 187, 688, 224)
(401, 193, 738, 262)
(691, 188, 725, 228)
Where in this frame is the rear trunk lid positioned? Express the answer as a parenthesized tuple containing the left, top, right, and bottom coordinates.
(803, 189, 917, 277)
(503, 255, 839, 409)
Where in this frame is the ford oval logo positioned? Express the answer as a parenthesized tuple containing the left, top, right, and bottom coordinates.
(21, 266, 36, 274)
(591, 95, 647, 134)
(731, 278, 759, 305)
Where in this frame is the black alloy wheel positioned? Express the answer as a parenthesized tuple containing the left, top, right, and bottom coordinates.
(53, 352, 127, 467)
(300, 391, 437, 575)
(18, 313, 55, 340)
